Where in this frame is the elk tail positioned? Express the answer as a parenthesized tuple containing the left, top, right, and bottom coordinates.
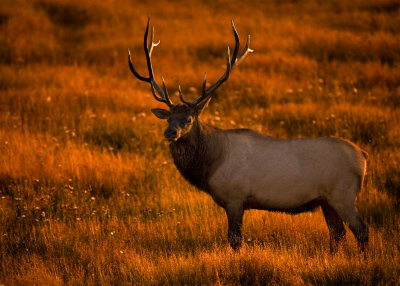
(361, 150, 369, 160)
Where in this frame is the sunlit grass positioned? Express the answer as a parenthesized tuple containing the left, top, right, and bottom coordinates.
(1, 0, 400, 284)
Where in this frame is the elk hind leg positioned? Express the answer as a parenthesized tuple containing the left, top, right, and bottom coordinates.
(321, 201, 346, 252)
(346, 208, 369, 251)
(330, 176, 369, 251)
(331, 203, 369, 251)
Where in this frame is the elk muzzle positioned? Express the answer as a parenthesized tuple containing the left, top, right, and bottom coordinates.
(164, 127, 180, 141)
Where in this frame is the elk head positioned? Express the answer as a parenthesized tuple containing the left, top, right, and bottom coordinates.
(128, 17, 253, 142)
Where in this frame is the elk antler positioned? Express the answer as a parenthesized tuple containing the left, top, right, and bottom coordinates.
(180, 20, 253, 106)
(128, 17, 173, 107)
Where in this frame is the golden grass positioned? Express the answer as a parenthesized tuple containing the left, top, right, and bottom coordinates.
(1, 0, 400, 284)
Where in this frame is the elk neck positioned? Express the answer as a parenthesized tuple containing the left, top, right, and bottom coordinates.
(169, 120, 225, 192)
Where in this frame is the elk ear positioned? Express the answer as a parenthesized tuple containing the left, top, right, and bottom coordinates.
(151, 108, 170, 119)
(195, 96, 212, 114)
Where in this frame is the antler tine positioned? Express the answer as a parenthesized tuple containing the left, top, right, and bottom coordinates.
(179, 73, 207, 106)
(145, 19, 173, 106)
(151, 78, 173, 106)
(128, 17, 173, 107)
(150, 84, 163, 103)
(235, 34, 253, 65)
(201, 72, 207, 96)
(128, 48, 150, 82)
(199, 45, 231, 99)
(181, 45, 232, 106)
(178, 85, 193, 106)
(161, 77, 173, 106)
(230, 20, 240, 68)
(148, 25, 160, 56)
(184, 47, 231, 106)
(143, 17, 152, 76)
(161, 77, 168, 97)
(183, 20, 252, 107)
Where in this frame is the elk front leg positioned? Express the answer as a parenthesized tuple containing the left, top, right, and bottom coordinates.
(225, 203, 244, 250)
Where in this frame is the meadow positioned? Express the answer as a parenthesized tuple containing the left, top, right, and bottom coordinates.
(1, 0, 400, 284)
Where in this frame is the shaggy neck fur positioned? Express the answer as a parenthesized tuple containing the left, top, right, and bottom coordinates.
(169, 120, 224, 192)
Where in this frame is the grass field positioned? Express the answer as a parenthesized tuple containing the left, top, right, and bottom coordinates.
(1, 0, 400, 284)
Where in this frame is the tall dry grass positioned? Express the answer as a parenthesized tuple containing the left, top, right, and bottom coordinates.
(1, 0, 400, 284)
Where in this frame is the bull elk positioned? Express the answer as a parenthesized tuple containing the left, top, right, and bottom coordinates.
(128, 18, 369, 251)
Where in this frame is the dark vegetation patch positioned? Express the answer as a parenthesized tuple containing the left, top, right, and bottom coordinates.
(322, 13, 400, 34)
(190, 44, 226, 62)
(212, 86, 270, 110)
(32, 1, 112, 64)
(297, 34, 400, 65)
(348, 118, 388, 147)
(374, 164, 400, 206)
(83, 123, 139, 152)
(0, 40, 13, 65)
(384, 172, 400, 204)
(0, 12, 9, 26)
(87, 181, 114, 199)
(360, 1, 400, 13)
(35, 2, 91, 29)
(302, 264, 387, 286)
(383, 92, 400, 108)
(0, 173, 17, 196)
(355, 72, 400, 92)
(318, 1, 400, 34)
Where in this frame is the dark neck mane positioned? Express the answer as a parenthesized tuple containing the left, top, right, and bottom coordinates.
(169, 121, 223, 192)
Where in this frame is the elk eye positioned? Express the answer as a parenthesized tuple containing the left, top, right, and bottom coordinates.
(186, 117, 192, 124)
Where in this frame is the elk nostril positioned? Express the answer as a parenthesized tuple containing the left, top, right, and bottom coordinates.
(164, 129, 177, 139)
